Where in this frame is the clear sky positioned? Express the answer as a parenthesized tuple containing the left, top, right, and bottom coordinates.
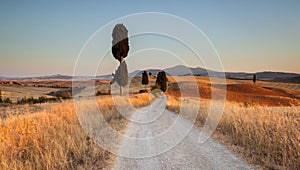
(0, 0, 299, 77)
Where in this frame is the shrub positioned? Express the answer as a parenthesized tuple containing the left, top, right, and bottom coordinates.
(60, 91, 72, 99)
(3, 98, 12, 104)
(139, 89, 148, 93)
(96, 90, 111, 96)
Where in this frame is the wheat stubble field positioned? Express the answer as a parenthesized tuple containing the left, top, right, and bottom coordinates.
(0, 76, 300, 169)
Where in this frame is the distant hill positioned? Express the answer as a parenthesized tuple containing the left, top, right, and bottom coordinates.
(1, 65, 299, 83)
(256, 72, 300, 80)
(129, 65, 300, 82)
(226, 71, 300, 80)
(272, 76, 300, 83)
(126, 65, 209, 77)
(0, 74, 91, 81)
(139, 65, 300, 83)
(30, 74, 73, 80)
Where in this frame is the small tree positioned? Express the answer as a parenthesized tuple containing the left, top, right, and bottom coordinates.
(155, 72, 162, 88)
(111, 24, 129, 96)
(142, 71, 149, 91)
(253, 74, 256, 84)
(155, 71, 167, 92)
(160, 71, 167, 92)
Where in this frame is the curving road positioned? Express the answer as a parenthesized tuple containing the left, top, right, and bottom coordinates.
(112, 96, 252, 170)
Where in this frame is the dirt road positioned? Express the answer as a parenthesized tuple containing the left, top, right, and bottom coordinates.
(113, 96, 252, 170)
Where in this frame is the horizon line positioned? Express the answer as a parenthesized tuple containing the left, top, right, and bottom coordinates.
(1, 65, 300, 78)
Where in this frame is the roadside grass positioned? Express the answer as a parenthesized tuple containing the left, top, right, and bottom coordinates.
(0, 93, 153, 170)
(166, 96, 300, 169)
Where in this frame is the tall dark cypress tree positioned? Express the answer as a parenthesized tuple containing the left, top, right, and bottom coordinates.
(160, 71, 167, 92)
(112, 24, 129, 63)
(155, 71, 167, 92)
(111, 24, 129, 95)
(142, 71, 149, 91)
(253, 74, 256, 84)
(156, 72, 162, 88)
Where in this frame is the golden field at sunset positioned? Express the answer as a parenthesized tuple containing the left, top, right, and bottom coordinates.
(0, 75, 299, 169)
(1, 1, 300, 169)
(0, 94, 153, 169)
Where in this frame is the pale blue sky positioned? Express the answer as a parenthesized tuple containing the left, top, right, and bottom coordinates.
(0, 0, 299, 76)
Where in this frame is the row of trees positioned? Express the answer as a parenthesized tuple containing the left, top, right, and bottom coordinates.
(141, 71, 167, 92)
(17, 96, 59, 105)
(33, 84, 69, 89)
(110, 24, 169, 95)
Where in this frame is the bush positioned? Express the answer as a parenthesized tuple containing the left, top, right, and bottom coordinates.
(17, 96, 59, 105)
(150, 84, 160, 91)
(96, 90, 111, 96)
(139, 89, 148, 93)
(3, 98, 12, 104)
(60, 91, 72, 99)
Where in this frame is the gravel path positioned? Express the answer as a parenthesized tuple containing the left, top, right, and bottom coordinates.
(113, 96, 252, 170)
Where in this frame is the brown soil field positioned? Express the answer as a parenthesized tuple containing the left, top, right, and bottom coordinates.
(167, 76, 300, 106)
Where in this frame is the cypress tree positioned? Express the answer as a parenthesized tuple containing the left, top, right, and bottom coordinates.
(112, 24, 129, 63)
(111, 24, 129, 95)
(156, 72, 162, 89)
(160, 71, 167, 92)
(155, 71, 167, 92)
(142, 71, 149, 91)
(253, 74, 256, 84)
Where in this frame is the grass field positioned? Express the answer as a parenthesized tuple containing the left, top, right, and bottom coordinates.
(1, 76, 300, 169)
(0, 84, 59, 103)
(0, 94, 153, 169)
(166, 76, 300, 169)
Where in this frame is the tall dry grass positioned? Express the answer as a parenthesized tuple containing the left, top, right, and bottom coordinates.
(0, 94, 153, 170)
(166, 96, 300, 169)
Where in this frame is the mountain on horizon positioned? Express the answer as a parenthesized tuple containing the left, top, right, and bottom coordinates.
(1, 65, 300, 83)
(124, 65, 300, 81)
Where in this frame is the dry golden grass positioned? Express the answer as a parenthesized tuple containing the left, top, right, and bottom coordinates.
(166, 96, 300, 169)
(0, 93, 153, 170)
